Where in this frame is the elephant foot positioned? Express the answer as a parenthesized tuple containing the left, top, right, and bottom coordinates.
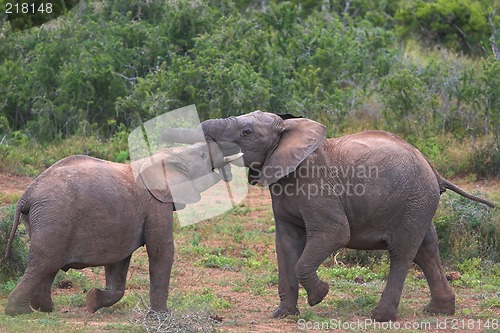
(86, 288, 101, 313)
(307, 280, 329, 306)
(86, 288, 124, 313)
(30, 298, 53, 313)
(424, 296, 455, 315)
(5, 301, 33, 316)
(272, 305, 299, 318)
(370, 305, 398, 322)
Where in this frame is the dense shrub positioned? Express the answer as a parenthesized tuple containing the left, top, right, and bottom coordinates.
(434, 192, 499, 265)
(0, 127, 129, 176)
(395, 0, 498, 56)
(469, 137, 500, 178)
(0, 206, 28, 283)
(0, 0, 499, 177)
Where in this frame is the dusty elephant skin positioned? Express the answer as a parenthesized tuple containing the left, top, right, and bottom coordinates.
(4, 142, 231, 316)
(162, 111, 496, 322)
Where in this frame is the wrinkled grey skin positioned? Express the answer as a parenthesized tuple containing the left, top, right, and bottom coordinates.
(4, 142, 230, 316)
(162, 111, 495, 322)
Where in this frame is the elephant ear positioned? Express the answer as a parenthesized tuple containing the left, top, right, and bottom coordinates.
(259, 117, 326, 186)
(139, 154, 201, 206)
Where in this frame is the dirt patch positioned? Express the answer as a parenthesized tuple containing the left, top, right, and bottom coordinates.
(451, 177, 500, 192)
(0, 173, 33, 207)
(0, 173, 33, 193)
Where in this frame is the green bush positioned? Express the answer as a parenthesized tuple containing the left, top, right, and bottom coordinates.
(0, 0, 499, 177)
(0, 127, 129, 175)
(469, 137, 500, 178)
(395, 0, 497, 56)
(434, 191, 499, 265)
(0, 205, 28, 284)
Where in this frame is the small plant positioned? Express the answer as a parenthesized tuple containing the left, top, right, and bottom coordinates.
(0, 192, 21, 205)
(480, 297, 500, 310)
(199, 254, 238, 271)
(455, 258, 485, 288)
(115, 150, 130, 163)
(230, 205, 251, 216)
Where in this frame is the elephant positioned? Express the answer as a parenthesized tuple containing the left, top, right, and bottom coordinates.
(4, 142, 241, 316)
(161, 111, 495, 322)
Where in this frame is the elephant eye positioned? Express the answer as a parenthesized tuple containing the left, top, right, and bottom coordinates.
(242, 128, 253, 136)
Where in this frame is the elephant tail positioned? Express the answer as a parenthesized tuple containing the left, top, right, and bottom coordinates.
(439, 178, 496, 209)
(423, 154, 495, 208)
(4, 199, 26, 260)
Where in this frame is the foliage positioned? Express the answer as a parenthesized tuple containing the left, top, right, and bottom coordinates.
(469, 137, 500, 177)
(0, 205, 28, 283)
(395, 0, 499, 56)
(0, 0, 499, 176)
(379, 49, 499, 138)
(0, 127, 129, 175)
(199, 254, 238, 271)
(434, 192, 499, 265)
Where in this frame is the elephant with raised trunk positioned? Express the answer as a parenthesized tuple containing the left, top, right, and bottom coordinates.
(162, 111, 495, 322)
(4, 142, 240, 316)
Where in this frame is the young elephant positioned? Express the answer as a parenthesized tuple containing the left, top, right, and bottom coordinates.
(4, 142, 237, 316)
(162, 111, 495, 322)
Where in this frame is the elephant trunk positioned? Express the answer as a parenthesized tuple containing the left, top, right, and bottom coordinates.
(200, 117, 237, 139)
(160, 128, 204, 144)
(160, 118, 234, 144)
(200, 119, 220, 138)
(201, 118, 241, 155)
(160, 118, 241, 157)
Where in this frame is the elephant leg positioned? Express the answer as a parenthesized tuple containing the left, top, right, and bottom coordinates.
(5, 264, 49, 315)
(86, 256, 131, 313)
(371, 220, 429, 322)
(273, 218, 306, 318)
(145, 210, 174, 313)
(30, 271, 58, 312)
(295, 214, 350, 308)
(413, 225, 455, 315)
(371, 252, 413, 322)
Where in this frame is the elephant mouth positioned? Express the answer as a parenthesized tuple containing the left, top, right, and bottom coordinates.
(223, 152, 244, 166)
(209, 152, 244, 183)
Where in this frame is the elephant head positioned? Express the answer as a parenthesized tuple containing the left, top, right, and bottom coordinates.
(136, 142, 241, 208)
(161, 111, 327, 186)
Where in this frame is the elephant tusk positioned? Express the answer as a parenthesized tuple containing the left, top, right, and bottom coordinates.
(224, 152, 244, 163)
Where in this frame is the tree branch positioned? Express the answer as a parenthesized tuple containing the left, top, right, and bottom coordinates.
(0, 134, 7, 146)
(113, 72, 137, 85)
(452, 23, 474, 53)
(489, 13, 500, 61)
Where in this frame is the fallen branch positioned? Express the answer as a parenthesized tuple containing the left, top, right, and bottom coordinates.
(130, 302, 220, 333)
